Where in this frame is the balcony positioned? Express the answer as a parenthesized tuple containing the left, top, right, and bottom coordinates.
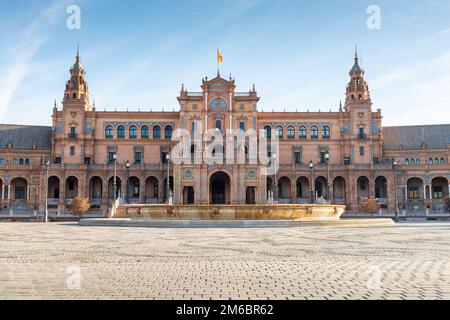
(67, 133, 78, 139)
(357, 133, 368, 140)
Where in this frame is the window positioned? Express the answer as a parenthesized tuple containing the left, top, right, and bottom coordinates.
(215, 120, 222, 132)
(435, 158, 439, 165)
(322, 126, 330, 139)
(311, 126, 318, 139)
(294, 152, 301, 164)
(135, 152, 142, 165)
(359, 180, 366, 190)
(73, 93, 77, 99)
(411, 158, 416, 166)
(108, 152, 115, 164)
(320, 151, 328, 164)
(428, 158, 433, 165)
(264, 126, 272, 139)
(141, 126, 149, 139)
(441, 158, 446, 165)
(416, 158, 421, 165)
(275, 126, 283, 139)
(19, 158, 24, 165)
(408, 187, 419, 200)
(105, 126, 113, 139)
(359, 147, 365, 156)
(192, 122, 198, 133)
(68, 180, 75, 191)
(165, 126, 173, 139)
(70, 146, 75, 156)
(70, 127, 77, 138)
(15, 188, 25, 200)
(84, 157, 91, 165)
(54, 157, 61, 164)
(0, 158, 5, 165)
(129, 126, 137, 139)
(161, 151, 168, 163)
(117, 126, 125, 139)
(344, 157, 351, 165)
(239, 122, 245, 131)
(433, 186, 444, 199)
(25, 159, 30, 165)
(153, 126, 161, 139)
(287, 126, 295, 139)
(405, 159, 409, 166)
(13, 158, 18, 165)
(373, 157, 379, 164)
(299, 126, 307, 139)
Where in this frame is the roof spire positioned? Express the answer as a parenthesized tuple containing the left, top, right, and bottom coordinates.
(76, 44, 80, 63)
(354, 44, 359, 64)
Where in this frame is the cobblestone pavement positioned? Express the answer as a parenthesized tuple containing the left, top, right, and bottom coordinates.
(0, 222, 450, 300)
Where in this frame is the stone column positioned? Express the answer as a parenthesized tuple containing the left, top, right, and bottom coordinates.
(1, 185, 4, 200)
(7, 185, 11, 200)
(139, 177, 145, 204)
(291, 177, 296, 204)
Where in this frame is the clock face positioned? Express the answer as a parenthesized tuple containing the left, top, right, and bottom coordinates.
(210, 98, 227, 110)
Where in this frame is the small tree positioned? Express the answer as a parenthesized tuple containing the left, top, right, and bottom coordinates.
(69, 196, 91, 218)
(359, 197, 380, 213)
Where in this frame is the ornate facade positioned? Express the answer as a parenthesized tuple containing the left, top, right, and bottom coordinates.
(1, 50, 449, 214)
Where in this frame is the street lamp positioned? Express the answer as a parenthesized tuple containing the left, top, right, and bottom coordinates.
(325, 152, 330, 201)
(393, 159, 400, 222)
(166, 153, 173, 205)
(44, 159, 50, 223)
(113, 152, 118, 200)
(125, 160, 130, 204)
(309, 161, 315, 204)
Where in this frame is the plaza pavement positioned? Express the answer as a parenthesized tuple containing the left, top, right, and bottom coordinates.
(0, 222, 450, 300)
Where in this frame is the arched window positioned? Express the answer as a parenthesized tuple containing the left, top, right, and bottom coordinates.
(405, 159, 409, 166)
(264, 126, 272, 139)
(322, 126, 330, 139)
(105, 125, 113, 139)
(117, 126, 125, 139)
(287, 126, 295, 139)
(435, 158, 439, 165)
(275, 126, 283, 139)
(129, 126, 137, 139)
(440, 158, 446, 165)
(410, 158, 415, 166)
(19, 158, 24, 165)
(141, 125, 149, 139)
(25, 159, 30, 165)
(311, 126, 318, 139)
(215, 120, 222, 132)
(153, 126, 161, 139)
(13, 158, 18, 165)
(428, 158, 434, 165)
(299, 126, 307, 139)
(0, 158, 5, 165)
(416, 158, 421, 165)
(165, 126, 173, 139)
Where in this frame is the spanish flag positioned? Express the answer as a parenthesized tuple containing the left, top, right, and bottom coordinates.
(217, 49, 223, 64)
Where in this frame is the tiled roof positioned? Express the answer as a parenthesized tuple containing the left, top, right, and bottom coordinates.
(382, 124, 450, 150)
(0, 124, 52, 150)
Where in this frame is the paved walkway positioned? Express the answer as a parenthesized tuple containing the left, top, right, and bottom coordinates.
(0, 222, 450, 300)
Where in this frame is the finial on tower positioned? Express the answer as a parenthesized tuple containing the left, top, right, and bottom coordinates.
(354, 44, 359, 64)
(76, 44, 80, 63)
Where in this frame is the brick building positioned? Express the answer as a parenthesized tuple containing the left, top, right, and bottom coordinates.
(0, 49, 449, 214)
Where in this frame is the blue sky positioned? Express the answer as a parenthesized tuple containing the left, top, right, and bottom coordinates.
(0, 0, 450, 126)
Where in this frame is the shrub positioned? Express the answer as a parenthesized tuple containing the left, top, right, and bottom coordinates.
(68, 196, 91, 217)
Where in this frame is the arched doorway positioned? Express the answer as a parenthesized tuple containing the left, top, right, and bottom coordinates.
(48, 176, 60, 199)
(65, 176, 79, 200)
(431, 177, 449, 212)
(89, 176, 103, 208)
(278, 177, 291, 204)
(209, 172, 231, 204)
(108, 177, 122, 199)
(333, 176, 346, 205)
(375, 176, 388, 207)
(296, 177, 309, 203)
(407, 178, 424, 211)
(11, 178, 27, 200)
(127, 176, 140, 203)
(315, 176, 328, 199)
(0, 178, 3, 200)
(145, 177, 159, 204)
(357, 176, 370, 203)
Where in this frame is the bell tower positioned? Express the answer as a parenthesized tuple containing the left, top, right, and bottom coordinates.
(344, 48, 371, 111)
(62, 46, 91, 111)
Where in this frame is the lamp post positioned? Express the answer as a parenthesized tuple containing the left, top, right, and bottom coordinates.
(125, 160, 130, 204)
(309, 161, 315, 204)
(325, 152, 330, 201)
(393, 159, 400, 222)
(113, 152, 118, 200)
(272, 153, 277, 202)
(166, 153, 173, 205)
(44, 159, 50, 223)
